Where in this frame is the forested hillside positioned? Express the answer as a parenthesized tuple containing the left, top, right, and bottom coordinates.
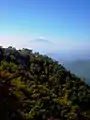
(0, 46, 90, 120)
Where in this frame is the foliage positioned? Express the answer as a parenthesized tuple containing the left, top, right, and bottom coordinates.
(0, 46, 90, 120)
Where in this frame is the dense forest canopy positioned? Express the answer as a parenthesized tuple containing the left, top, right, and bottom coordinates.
(0, 46, 90, 120)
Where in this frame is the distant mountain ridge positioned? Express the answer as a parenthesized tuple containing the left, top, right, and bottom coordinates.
(47, 51, 90, 62)
(30, 38, 53, 44)
(46, 52, 90, 84)
(63, 60, 90, 84)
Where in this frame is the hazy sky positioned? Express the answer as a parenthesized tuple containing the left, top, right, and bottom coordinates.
(0, 0, 90, 53)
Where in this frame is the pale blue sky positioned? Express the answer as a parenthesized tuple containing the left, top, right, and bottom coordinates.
(0, 0, 90, 53)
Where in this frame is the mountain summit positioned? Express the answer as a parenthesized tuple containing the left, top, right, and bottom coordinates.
(30, 38, 53, 44)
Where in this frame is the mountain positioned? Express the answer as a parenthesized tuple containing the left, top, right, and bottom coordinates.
(27, 38, 54, 53)
(47, 51, 90, 84)
(63, 60, 90, 84)
(30, 38, 53, 44)
(0, 46, 90, 120)
(47, 49, 90, 61)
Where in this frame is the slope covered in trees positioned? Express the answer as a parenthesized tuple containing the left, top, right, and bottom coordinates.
(0, 46, 90, 120)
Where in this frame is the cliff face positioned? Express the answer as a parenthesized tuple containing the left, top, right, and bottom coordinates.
(0, 46, 90, 120)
